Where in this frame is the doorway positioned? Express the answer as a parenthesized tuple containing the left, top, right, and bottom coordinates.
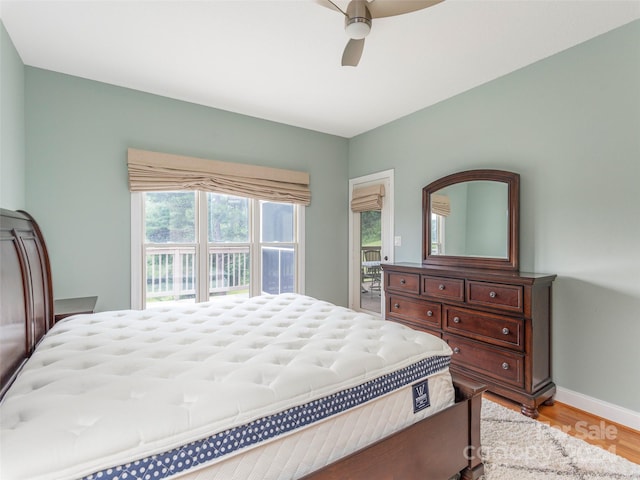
(349, 170, 394, 315)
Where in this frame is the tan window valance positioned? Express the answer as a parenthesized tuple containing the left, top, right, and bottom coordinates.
(431, 194, 450, 217)
(351, 184, 385, 212)
(127, 148, 311, 205)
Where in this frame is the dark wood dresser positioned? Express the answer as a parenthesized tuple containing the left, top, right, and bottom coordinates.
(383, 262, 556, 418)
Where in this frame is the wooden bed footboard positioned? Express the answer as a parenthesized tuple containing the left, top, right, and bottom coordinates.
(302, 375, 486, 480)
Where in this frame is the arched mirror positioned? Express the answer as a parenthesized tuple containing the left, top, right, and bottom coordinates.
(422, 169, 519, 271)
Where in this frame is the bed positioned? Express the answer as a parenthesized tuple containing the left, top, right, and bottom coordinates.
(0, 208, 485, 480)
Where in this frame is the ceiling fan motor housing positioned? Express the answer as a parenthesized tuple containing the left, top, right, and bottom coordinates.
(345, 0, 372, 39)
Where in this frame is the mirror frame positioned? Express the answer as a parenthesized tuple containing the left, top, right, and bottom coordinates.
(422, 169, 520, 271)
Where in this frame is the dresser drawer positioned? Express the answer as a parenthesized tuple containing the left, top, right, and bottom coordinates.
(446, 335, 524, 388)
(467, 281, 523, 313)
(387, 295, 441, 329)
(386, 272, 420, 294)
(422, 276, 464, 302)
(444, 307, 523, 351)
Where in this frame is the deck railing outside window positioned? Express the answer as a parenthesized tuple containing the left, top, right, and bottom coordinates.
(209, 246, 250, 296)
(146, 246, 197, 301)
(146, 246, 250, 302)
(145, 245, 294, 303)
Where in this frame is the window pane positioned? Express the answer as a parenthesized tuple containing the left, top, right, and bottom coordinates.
(145, 246, 196, 305)
(431, 214, 443, 254)
(144, 192, 196, 243)
(360, 210, 381, 247)
(207, 193, 249, 243)
(261, 202, 294, 243)
(262, 247, 294, 294)
(360, 210, 381, 314)
(209, 246, 250, 299)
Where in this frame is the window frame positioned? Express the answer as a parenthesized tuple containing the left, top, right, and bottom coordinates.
(131, 191, 305, 309)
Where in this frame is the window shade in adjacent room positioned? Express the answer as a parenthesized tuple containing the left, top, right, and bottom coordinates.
(351, 184, 385, 212)
(127, 148, 311, 205)
(431, 194, 450, 216)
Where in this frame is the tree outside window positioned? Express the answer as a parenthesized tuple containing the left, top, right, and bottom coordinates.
(141, 191, 300, 307)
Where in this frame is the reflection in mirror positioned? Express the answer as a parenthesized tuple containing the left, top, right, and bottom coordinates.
(431, 181, 509, 258)
(422, 169, 519, 271)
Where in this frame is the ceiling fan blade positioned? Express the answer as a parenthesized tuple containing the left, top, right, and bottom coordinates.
(314, 0, 347, 16)
(367, 0, 444, 18)
(342, 38, 365, 66)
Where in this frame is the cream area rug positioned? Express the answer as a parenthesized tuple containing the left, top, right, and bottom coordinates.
(480, 399, 640, 479)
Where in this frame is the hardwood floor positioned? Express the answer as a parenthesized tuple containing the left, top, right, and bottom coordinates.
(485, 392, 640, 465)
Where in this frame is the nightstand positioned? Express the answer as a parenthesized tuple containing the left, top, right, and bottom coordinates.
(54, 296, 98, 323)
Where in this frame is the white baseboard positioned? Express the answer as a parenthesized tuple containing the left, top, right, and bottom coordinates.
(555, 386, 640, 432)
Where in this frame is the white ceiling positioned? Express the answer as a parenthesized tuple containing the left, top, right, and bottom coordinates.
(2, 0, 639, 138)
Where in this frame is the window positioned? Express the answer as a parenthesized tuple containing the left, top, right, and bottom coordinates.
(132, 191, 304, 309)
(431, 213, 445, 255)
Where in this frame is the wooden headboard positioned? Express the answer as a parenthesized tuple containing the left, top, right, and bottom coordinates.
(0, 209, 54, 398)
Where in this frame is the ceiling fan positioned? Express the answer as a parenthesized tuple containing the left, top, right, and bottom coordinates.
(317, 0, 444, 66)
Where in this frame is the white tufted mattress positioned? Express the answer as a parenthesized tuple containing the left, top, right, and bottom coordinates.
(0, 293, 454, 480)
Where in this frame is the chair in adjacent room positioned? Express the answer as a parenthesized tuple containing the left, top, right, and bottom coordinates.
(362, 248, 382, 294)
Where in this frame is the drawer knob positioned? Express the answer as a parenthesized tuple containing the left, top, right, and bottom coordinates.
(453, 347, 460, 354)
(502, 327, 510, 335)
(400, 278, 406, 285)
(439, 284, 445, 290)
(426, 310, 433, 317)
(453, 316, 461, 324)
(489, 291, 497, 298)
(502, 362, 510, 370)
(394, 303, 400, 309)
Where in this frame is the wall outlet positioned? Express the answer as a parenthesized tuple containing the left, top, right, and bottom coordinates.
(394, 236, 402, 247)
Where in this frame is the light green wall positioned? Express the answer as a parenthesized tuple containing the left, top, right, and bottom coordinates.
(349, 21, 640, 411)
(0, 21, 25, 209)
(24, 68, 349, 310)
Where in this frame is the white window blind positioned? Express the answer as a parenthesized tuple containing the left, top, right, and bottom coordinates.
(431, 194, 450, 217)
